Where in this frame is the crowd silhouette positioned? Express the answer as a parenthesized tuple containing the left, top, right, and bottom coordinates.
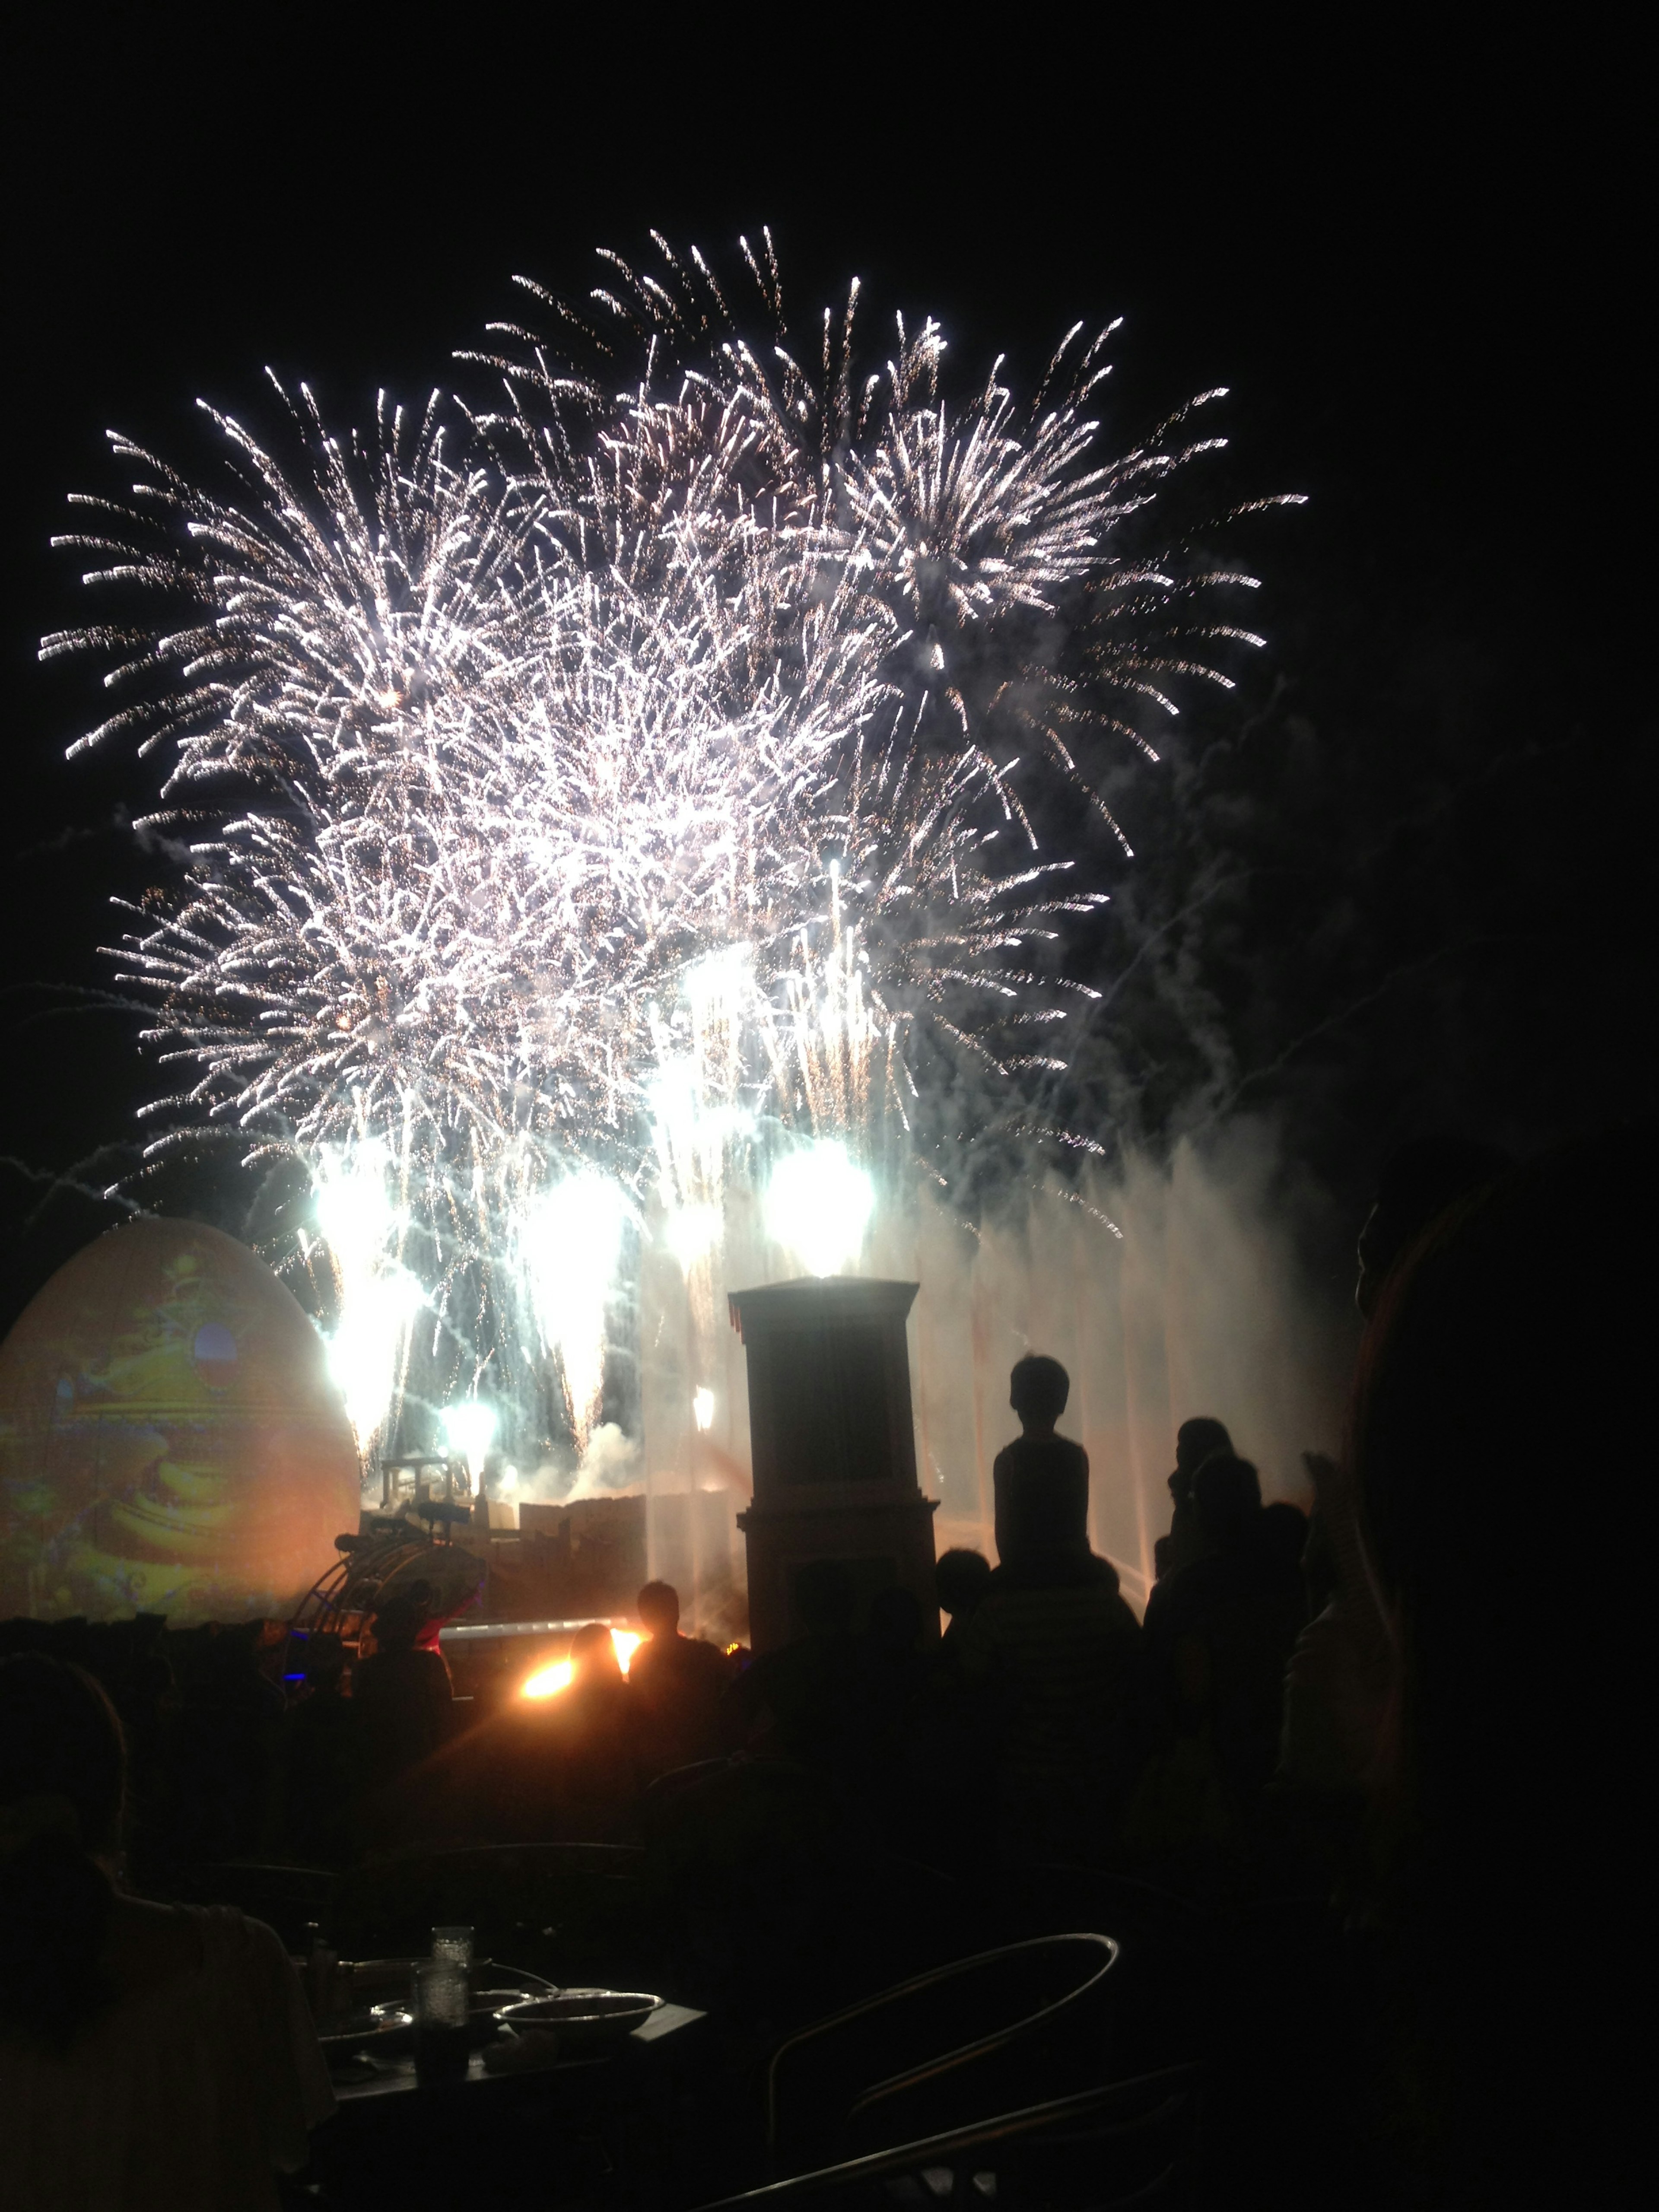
(1, 1122, 1642, 2206)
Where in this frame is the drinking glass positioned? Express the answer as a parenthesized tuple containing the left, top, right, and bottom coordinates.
(431, 1924, 474, 1969)
(413, 1958, 470, 2085)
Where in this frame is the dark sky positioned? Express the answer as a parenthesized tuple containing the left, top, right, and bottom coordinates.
(1, 11, 1647, 1332)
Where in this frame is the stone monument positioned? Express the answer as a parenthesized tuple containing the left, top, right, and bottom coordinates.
(730, 1276, 937, 1651)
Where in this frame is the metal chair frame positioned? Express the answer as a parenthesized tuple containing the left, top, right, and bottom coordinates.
(284, 1520, 468, 1675)
(703, 2063, 1202, 2212)
(766, 1931, 1119, 2155)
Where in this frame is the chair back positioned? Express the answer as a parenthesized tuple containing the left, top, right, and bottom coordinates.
(703, 2063, 1203, 2212)
(769, 1931, 1118, 2171)
(164, 1860, 339, 1950)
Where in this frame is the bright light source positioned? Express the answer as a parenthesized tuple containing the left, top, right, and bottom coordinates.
(664, 1201, 722, 1271)
(520, 1626, 641, 1698)
(518, 1172, 632, 1448)
(313, 1139, 401, 1258)
(521, 1658, 574, 1699)
(439, 1401, 497, 1486)
(693, 1386, 715, 1433)
(313, 1140, 423, 1454)
(765, 1140, 874, 1276)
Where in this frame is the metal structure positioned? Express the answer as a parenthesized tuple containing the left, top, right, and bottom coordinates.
(283, 1459, 486, 1676)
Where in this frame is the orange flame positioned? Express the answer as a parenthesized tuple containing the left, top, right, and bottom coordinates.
(521, 1657, 574, 1699)
(520, 1626, 641, 1700)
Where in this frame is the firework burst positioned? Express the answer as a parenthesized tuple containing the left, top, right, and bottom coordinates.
(47, 232, 1297, 1468)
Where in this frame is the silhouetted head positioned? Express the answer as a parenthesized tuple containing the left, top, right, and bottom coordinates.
(569, 1621, 622, 1681)
(1174, 1417, 1233, 1483)
(1348, 1123, 1646, 2163)
(303, 1632, 346, 1692)
(793, 1558, 855, 1637)
(637, 1581, 680, 1638)
(200, 1618, 263, 1687)
(1010, 1353, 1070, 1427)
(935, 1548, 993, 1621)
(0, 1655, 125, 2044)
(868, 1586, 922, 1652)
(1192, 1453, 1262, 1551)
(1256, 1498, 1310, 1571)
(370, 1593, 427, 1652)
(1356, 1134, 1512, 1319)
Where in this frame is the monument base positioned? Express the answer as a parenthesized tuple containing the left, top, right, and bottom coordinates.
(737, 1489, 939, 1649)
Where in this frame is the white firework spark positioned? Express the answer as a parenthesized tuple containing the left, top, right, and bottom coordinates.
(46, 232, 1297, 1464)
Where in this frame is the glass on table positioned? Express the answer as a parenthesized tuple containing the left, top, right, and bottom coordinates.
(431, 1923, 474, 1969)
(412, 1958, 470, 2085)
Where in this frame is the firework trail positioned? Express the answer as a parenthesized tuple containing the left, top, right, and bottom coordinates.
(45, 232, 1297, 1469)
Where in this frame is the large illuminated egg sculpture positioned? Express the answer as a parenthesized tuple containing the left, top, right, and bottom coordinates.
(0, 1218, 360, 1624)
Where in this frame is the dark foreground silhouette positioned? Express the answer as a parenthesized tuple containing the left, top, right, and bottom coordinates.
(0, 1125, 1642, 2206)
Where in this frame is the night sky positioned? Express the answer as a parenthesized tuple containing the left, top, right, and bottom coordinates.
(2, 14, 1646, 1338)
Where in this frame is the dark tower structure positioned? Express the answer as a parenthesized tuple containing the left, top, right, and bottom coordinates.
(730, 1277, 938, 1652)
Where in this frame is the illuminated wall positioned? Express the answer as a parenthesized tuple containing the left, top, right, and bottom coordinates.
(0, 1217, 360, 1624)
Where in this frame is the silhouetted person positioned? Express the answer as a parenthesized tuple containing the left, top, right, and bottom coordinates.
(274, 1633, 356, 1867)
(861, 1586, 928, 1705)
(0, 1653, 334, 2206)
(539, 1621, 639, 1839)
(653, 1566, 871, 2012)
(722, 1559, 864, 1772)
(957, 1545, 1141, 1862)
(993, 1354, 1090, 1572)
(1155, 1415, 1234, 1583)
(629, 1580, 730, 1776)
(351, 1591, 451, 1793)
(166, 1620, 282, 1865)
(909, 1554, 998, 1867)
(850, 1586, 931, 1841)
(1354, 1132, 1511, 1319)
(1141, 1454, 1306, 1811)
(935, 1548, 992, 1664)
(1277, 1125, 1646, 2201)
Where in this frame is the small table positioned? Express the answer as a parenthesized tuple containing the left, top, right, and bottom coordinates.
(329, 1998, 706, 2099)
(311, 2000, 708, 2206)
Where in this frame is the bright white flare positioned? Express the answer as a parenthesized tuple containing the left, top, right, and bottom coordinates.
(439, 1400, 498, 1487)
(311, 1141, 423, 1451)
(516, 1173, 632, 1449)
(766, 1140, 876, 1277)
